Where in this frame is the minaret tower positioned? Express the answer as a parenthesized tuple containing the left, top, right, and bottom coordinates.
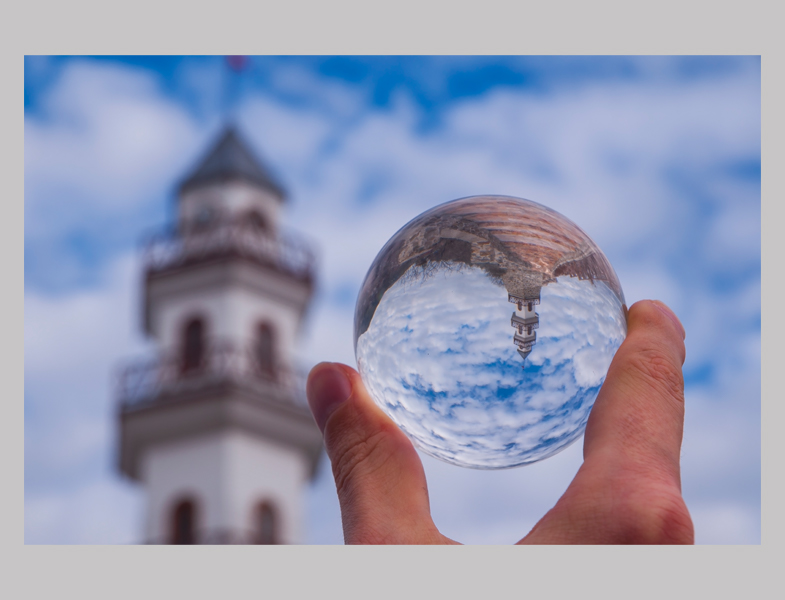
(510, 294, 540, 363)
(116, 127, 322, 544)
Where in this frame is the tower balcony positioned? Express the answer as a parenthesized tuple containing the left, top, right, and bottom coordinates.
(511, 312, 540, 331)
(116, 337, 323, 482)
(141, 219, 316, 284)
(514, 331, 536, 349)
(116, 338, 310, 413)
(508, 293, 540, 313)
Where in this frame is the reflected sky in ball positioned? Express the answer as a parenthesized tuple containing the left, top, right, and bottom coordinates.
(354, 194, 629, 469)
(357, 266, 626, 468)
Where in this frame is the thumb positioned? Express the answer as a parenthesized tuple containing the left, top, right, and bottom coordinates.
(306, 362, 448, 544)
(521, 300, 693, 544)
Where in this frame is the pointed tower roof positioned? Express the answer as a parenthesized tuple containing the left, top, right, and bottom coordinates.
(179, 126, 286, 200)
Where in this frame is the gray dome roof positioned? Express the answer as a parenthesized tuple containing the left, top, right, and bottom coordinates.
(178, 126, 286, 200)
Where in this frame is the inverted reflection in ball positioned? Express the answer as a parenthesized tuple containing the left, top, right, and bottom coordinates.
(354, 195, 627, 469)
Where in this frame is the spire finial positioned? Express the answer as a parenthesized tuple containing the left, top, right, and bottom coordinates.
(224, 56, 249, 121)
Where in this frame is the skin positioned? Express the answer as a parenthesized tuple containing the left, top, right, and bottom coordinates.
(305, 300, 694, 545)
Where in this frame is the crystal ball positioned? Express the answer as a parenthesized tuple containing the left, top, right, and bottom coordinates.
(354, 195, 628, 469)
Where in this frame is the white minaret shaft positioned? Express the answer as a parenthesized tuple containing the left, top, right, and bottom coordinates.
(509, 294, 540, 364)
(117, 127, 322, 544)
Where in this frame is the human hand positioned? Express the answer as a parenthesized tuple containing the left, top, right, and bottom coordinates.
(305, 300, 694, 544)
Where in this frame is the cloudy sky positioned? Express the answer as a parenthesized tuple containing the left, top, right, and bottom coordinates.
(24, 55, 760, 545)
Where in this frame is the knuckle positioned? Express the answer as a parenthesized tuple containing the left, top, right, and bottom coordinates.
(327, 425, 393, 499)
(615, 487, 694, 544)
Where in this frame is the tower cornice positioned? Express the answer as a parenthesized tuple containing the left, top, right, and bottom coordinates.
(118, 377, 323, 482)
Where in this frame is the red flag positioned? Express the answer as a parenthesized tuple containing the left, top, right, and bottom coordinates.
(226, 56, 248, 72)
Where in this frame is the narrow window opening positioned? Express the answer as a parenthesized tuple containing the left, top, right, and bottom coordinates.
(181, 317, 205, 374)
(256, 501, 278, 544)
(194, 205, 216, 230)
(245, 210, 268, 233)
(255, 323, 275, 378)
(171, 498, 197, 544)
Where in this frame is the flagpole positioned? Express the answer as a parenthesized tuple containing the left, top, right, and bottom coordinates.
(225, 55, 248, 124)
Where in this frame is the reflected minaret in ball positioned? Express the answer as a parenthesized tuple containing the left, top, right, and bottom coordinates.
(509, 294, 540, 363)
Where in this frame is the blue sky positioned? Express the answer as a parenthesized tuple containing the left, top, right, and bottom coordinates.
(24, 55, 761, 544)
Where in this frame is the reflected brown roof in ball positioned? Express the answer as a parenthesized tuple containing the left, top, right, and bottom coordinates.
(354, 196, 624, 341)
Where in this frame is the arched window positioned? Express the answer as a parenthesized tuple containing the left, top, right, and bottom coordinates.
(171, 498, 198, 544)
(255, 323, 275, 378)
(244, 210, 268, 233)
(181, 317, 206, 374)
(255, 501, 278, 545)
(194, 205, 216, 230)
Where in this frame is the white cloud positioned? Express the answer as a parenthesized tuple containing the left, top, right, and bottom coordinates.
(25, 252, 149, 542)
(25, 253, 150, 406)
(690, 502, 761, 546)
(240, 96, 336, 177)
(703, 198, 761, 270)
(25, 415, 110, 485)
(25, 60, 206, 242)
(295, 292, 357, 369)
(25, 479, 143, 545)
(265, 62, 368, 122)
(439, 70, 760, 259)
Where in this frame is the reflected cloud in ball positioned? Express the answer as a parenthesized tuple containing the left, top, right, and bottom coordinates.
(354, 196, 627, 469)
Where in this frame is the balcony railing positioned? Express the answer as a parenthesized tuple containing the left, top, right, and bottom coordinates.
(117, 339, 310, 412)
(141, 219, 316, 282)
(513, 331, 536, 348)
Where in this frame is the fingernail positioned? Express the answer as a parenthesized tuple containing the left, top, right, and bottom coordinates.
(651, 300, 686, 340)
(307, 363, 353, 432)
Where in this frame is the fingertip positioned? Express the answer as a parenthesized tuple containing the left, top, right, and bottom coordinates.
(650, 300, 686, 340)
(306, 362, 353, 432)
(629, 300, 685, 339)
(626, 300, 687, 364)
(306, 362, 437, 542)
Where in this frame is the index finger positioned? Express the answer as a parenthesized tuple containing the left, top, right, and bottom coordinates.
(582, 299, 687, 487)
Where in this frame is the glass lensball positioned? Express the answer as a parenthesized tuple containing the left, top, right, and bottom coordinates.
(353, 195, 628, 469)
